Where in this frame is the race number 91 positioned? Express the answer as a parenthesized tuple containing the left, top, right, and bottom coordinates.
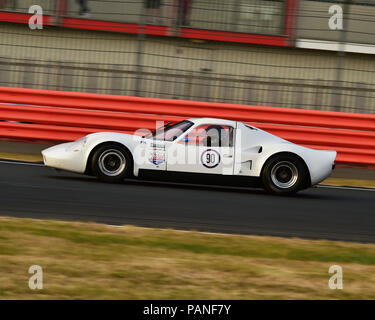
(201, 149, 220, 168)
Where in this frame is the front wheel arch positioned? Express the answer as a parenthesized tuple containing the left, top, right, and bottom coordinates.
(260, 152, 311, 191)
(84, 141, 133, 176)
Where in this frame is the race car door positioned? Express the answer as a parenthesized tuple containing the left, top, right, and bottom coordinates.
(137, 120, 194, 171)
(166, 123, 235, 175)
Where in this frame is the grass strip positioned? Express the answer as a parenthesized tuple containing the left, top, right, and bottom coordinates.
(0, 152, 43, 162)
(321, 177, 375, 189)
(0, 217, 375, 299)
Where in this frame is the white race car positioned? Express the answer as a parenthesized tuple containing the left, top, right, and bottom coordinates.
(42, 118, 336, 195)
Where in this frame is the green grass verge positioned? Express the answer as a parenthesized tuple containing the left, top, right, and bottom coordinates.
(1, 217, 375, 299)
(321, 177, 375, 189)
(0, 152, 43, 162)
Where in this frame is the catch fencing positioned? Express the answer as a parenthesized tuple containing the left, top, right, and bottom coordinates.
(2, 1, 375, 113)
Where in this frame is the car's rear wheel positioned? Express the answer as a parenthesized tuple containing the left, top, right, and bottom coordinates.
(92, 144, 132, 183)
(261, 154, 307, 195)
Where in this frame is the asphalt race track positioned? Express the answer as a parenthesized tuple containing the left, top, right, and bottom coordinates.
(0, 160, 374, 242)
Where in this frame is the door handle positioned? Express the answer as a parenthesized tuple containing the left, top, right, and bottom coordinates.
(223, 154, 233, 158)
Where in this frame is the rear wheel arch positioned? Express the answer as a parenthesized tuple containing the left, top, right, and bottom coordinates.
(260, 152, 311, 191)
(85, 141, 133, 176)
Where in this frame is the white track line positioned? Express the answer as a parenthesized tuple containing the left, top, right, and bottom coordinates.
(0, 160, 44, 166)
(317, 184, 375, 192)
(106, 224, 229, 236)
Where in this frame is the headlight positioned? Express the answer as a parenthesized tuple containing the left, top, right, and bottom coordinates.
(75, 136, 88, 145)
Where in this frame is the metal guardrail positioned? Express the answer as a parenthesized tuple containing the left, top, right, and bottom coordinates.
(0, 87, 374, 165)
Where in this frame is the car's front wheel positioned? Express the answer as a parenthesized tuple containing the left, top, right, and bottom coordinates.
(261, 154, 308, 195)
(92, 144, 132, 183)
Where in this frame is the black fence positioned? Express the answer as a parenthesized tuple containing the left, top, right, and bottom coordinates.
(1, 0, 375, 114)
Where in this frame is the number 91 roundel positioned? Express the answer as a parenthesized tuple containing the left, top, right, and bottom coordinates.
(201, 149, 221, 168)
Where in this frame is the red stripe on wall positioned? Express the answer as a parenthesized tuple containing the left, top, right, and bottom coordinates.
(62, 17, 169, 36)
(0, 11, 288, 47)
(180, 28, 288, 46)
(0, 11, 51, 25)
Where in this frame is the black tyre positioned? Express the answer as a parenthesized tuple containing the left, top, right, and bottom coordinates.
(91, 144, 132, 183)
(261, 154, 308, 195)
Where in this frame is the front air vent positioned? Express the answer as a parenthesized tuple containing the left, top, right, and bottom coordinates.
(258, 146, 263, 153)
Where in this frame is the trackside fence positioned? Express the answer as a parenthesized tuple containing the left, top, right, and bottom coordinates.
(0, 87, 374, 166)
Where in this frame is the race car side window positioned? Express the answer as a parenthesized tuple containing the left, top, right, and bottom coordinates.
(151, 120, 193, 141)
(181, 124, 234, 147)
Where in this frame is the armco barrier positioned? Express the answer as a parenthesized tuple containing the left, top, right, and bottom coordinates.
(0, 87, 375, 166)
(1, 87, 375, 131)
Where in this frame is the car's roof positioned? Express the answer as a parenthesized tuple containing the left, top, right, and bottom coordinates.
(187, 117, 238, 126)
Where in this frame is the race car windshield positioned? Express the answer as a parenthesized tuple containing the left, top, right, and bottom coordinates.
(150, 120, 193, 141)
